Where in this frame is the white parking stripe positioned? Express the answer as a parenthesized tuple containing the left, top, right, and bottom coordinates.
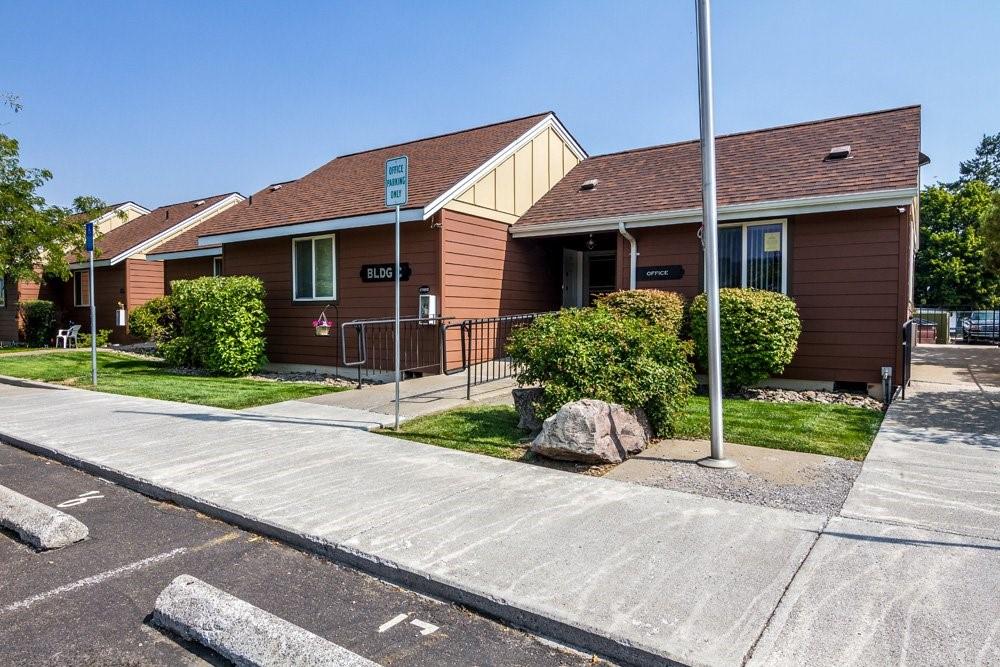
(3, 547, 188, 613)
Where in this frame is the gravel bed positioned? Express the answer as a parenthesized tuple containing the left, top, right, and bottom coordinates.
(639, 457, 863, 516)
(739, 387, 884, 412)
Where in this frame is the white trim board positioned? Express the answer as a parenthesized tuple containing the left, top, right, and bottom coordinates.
(198, 208, 426, 246)
(509, 187, 918, 238)
(146, 246, 222, 262)
(423, 114, 588, 220)
(121, 193, 244, 264)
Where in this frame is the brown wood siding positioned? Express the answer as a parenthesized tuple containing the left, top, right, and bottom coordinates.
(439, 209, 560, 369)
(618, 224, 703, 298)
(63, 265, 127, 340)
(222, 221, 440, 368)
(0, 277, 55, 341)
(785, 208, 904, 383)
(125, 259, 165, 310)
(615, 209, 907, 384)
(164, 257, 216, 293)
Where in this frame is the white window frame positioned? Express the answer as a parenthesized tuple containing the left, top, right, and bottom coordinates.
(0, 276, 6, 308)
(291, 234, 337, 301)
(73, 270, 90, 307)
(717, 218, 788, 293)
(212, 256, 223, 277)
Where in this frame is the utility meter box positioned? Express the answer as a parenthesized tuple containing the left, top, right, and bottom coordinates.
(115, 308, 127, 327)
(418, 293, 437, 324)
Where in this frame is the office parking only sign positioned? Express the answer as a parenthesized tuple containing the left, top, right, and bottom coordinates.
(385, 156, 408, 207)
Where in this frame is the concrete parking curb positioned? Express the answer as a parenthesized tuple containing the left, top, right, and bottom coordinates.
(153, 575, 380, 667)
(0, 484, 89, 550)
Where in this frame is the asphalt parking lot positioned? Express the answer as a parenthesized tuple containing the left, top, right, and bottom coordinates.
(0, 442, 596, 666)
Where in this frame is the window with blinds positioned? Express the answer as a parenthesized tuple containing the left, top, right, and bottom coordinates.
(714, 220, 786, 293)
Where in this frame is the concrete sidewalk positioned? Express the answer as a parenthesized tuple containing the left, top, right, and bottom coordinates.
(0, 379, 822, 666)
(748, 374, 1000, 666)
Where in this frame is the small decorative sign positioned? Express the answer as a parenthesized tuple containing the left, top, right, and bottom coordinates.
(763, 231, 781, 253)
(85, 222, 94, 252)
(637, 265, 685, 281)
(360, 263, 411, 282)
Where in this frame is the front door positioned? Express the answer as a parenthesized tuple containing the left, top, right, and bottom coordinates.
(562, 249, 583, 307)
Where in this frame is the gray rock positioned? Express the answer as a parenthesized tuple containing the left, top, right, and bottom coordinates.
(530, 399, 651, 464)
(153, 574, 380, 667)
(0, 484, 88, 550)
(512, 387, 544, 433)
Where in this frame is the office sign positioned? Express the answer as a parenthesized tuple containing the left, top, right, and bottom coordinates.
(385, 156, 408, 207)
(637, 265, 685, 281)
(360, 262, 411, 282)
(85, 222, 94, 252)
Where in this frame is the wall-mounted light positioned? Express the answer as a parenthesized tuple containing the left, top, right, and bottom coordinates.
(585, 234, 595, 250)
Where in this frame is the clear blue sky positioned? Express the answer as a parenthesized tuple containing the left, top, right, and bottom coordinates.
(5, 0, 998, 208)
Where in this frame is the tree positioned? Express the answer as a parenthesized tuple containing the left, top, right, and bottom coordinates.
(915, 181, 1000, 307)
(0, 132, 107, 284)
(956, 132, 1000, 190)
(980, 191, 1000, 271)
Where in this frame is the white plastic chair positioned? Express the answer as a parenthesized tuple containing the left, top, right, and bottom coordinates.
(56, 324, 82, 348)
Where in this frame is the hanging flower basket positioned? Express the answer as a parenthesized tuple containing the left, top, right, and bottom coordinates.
(313, 308, 331, 337)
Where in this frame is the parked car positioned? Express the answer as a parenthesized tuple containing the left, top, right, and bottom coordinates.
(961, 311, 1000, 343)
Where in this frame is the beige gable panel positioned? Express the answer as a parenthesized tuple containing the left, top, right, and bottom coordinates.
(531, 134, 549, 203)
(456, 186, 475, 204)
(548, 128, 564, 188)
(495, 155, 515, 214)
(514, 144, 533, 216)
(473, 170, 496, 209)
(443, 120, 579, 224)
(564, 144, 579, 173)
(97, 206, 145, 235)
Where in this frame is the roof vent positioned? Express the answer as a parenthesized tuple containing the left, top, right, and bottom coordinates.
(270, 184, 282, 192)
(825, 145, 851, 161)
(194, 199, 206, 207)
(580, 178, 600, 191)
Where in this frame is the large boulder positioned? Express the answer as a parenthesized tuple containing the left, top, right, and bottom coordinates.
(512, 387, 544, 433)
(530, 399, 652, 464)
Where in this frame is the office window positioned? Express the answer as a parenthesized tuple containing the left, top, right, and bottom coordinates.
(74, 271, 90, 307)
(715, 220, 786, 293)
(292, 235, 336, 300)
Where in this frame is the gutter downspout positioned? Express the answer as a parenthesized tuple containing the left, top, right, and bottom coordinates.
(618, 222, 638, 290)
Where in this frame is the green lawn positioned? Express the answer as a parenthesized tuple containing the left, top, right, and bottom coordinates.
(0, 351, 344, 409)
(388, 396, 883, 461)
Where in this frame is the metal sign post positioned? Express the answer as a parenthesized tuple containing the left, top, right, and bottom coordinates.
(86, 222, 97, 386)
(695, 0, 735, 469)
(385, 156, 408, 430)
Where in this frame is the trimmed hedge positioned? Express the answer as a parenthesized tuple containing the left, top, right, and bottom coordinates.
(596, 289, 686, 335)
(128, 296, 178, 343)
(21, 300, 56, 347)
(164, 276, 268, 376)
(507, 307, 695, 437)
(690, 288, 801, 390)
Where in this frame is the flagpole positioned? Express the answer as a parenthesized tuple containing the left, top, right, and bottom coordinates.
(696, 0, 736, 469)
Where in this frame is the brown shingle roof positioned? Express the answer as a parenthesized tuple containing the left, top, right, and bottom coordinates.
(71, 194, 233, 263)
(196, 113, 552, 239)
(515, 106, 921, 228)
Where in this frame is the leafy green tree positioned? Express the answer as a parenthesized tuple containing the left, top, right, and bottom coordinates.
(980, 191, 1000, 272)
(956, 132, 1000, 189)
(915, 181, 1000, 307)
(0, 132, 106, 283)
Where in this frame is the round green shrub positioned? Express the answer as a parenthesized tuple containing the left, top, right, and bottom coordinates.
(21, 300, 56, 346)
(128, 296, 178, 343)
(596, 289, 686, 336)
(169, 276, 268, 375)
(78, 329, 111, 348)
(689, 288, 801, 390)
(506, 307, 695, 437)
